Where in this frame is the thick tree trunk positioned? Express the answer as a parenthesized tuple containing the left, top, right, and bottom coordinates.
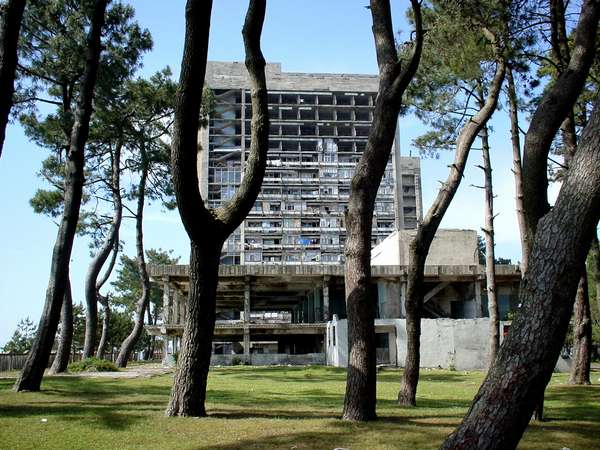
(115, 154, 149, 368)
(399, 60, 505, 406)
(165, 240, 221, 416)
(506, 68, 528, 272)
(479, 123, 498, 365)
(48, 275, 73, 374)
(83, 143, 122, 358)
(341, 0, 423, 421)
(0, 0, 26, 157)
(166, 0, 269, 417)
(440, 93, 600, 450)
(13, 0, 107, 392)
(569, 273, 592, 384)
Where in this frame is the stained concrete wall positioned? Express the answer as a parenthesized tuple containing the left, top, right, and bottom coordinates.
(327, 317, 570, 372)
(371, 229, 479, 266)
(211, 353, 326, 366)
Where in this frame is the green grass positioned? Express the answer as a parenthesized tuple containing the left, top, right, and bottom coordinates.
(0, 366, 598, 449)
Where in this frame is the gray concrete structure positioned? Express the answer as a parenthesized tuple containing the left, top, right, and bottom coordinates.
(200, 61, 422, 265)
(326, 316, 570, 372)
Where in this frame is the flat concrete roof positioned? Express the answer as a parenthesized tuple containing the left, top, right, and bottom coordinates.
(206, 61, 380, 93)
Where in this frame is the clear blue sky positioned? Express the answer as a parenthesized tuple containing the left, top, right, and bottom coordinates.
(0, 1, 529, 346)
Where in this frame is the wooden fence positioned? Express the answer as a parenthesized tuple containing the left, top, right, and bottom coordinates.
(0, 351, 163, 372)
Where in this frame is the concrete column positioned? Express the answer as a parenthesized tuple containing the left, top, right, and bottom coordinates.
(243, 276, 251, 356)
(474, 278, 483, 318)
(389, 330, 398, 366)
(162, 278, 171, 324)
(172, 289, 180, 324)
(400, 281, 407, 318)
(322, 276, 330, 322)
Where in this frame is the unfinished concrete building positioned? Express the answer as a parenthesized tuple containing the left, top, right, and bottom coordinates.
(198, 62, 423, 265)
(148, 62, 521, 368)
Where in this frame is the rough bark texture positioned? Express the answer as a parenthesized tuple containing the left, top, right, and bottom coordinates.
(525, 1, 598, 419)
(48, 275, 73, 374)
(166, 0, 269, 417)
(592, 234, 600, 314)
(440, 93, 600, 450)
(399, 59, 505, 407)
(342, 0, 423, 422)
(0, 0, 26, 157)
(506, 67, 528, 272)
(116, 150, 149, 368)
(83, 143, 122, 358)
(569, 273, 592, 384)
(479, 122, 498, 365)
(522, 0, 599, 244)
(13, 0, 108, 392)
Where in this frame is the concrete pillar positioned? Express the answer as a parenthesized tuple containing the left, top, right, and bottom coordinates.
(400, 281, 407, 318)
(172, 289, 180, 324)
(322, 276, 330, 322)
(243, 276, 251, 356)
(162, 278, 171, 324)
(474, 273, 483, 318)
(389, 330, 398, 366)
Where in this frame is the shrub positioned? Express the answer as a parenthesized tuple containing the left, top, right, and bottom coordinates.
(67, 357, 118, 373)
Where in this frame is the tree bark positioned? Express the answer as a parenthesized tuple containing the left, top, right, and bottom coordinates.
(440, 92, 600, 450)
(479, 121, 498, 365)
(13, 0, 108, 392)
(591, 234, 600, 315)
(341, 0, 423, 422)
(48, 274, 73, 374)
(569, 273, 592, 384)
(83, 142, 122, 358)
(115, 147, 149, 368)
(0, 0, 26, 158)
(399, 58, 505, 407)
(522, 0, 599, 244)
(166, 0, 269, 417)
(505, 67, 528, 272)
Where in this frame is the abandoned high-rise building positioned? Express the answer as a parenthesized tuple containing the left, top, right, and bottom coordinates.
(199, 62, 423, 265)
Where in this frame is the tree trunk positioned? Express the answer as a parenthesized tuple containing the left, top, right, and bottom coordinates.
(341, 0, 423, 421)
(569, 273, 592, 384)
(13, 0, 108, 392)
(398, 59, 505, 406)
(479, 122, 498, 365)
(115, 151, 149, 368)
(83, 142, 122, 358)
(165, 240, 221, 416)
(505, 67, 528, 272)
(591, 234, 600, 315)
(166, 0, 269, 417)
(48, 274, 73, 374)
(440, 93, 600, 450)
(95, 297, 110, 359)
(0, 0, 26, 158)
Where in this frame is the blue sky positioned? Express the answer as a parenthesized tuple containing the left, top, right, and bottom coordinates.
(0, 1, 530, 345)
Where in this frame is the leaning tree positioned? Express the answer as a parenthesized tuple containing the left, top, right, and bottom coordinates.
(165, 0, 270, 417)
(14, 0, 109, 392)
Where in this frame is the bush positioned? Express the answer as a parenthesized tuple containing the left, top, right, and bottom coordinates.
(67, 357, 118, 373)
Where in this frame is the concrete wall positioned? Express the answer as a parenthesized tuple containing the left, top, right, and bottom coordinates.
(371, 229, 479, 266)
(210, 353, 326, 366)
(328, 317, 571, 372)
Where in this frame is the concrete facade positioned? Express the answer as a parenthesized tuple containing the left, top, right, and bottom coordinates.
(327, 316, 570, 372)
(201, 61, 423, 265)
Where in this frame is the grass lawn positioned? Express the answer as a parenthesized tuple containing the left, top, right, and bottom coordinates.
(0, 366, 599, 449)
